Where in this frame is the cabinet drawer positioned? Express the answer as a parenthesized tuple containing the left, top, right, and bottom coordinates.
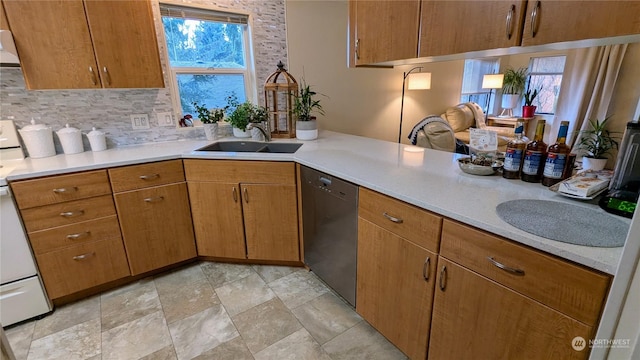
(21, 195, 116, 232)
(358, 188, 441, 252)
(36, 237, 130, 299)
(440, 220, 611, 326)
(184, 159, 295, 185)
(109, 159, 185, 192)
(11, 170, 111, 209)
(29, 216, 121, 254)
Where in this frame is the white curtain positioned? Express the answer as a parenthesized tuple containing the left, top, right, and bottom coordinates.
(553, 44, 628, 151)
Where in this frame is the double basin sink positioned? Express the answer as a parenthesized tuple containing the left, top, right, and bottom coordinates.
(196, 141, 302, 154)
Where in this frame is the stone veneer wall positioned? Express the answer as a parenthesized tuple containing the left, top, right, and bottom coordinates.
(0, 0, 287, 150)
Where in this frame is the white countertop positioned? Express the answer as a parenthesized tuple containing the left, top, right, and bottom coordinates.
(4, 131, 626, 274)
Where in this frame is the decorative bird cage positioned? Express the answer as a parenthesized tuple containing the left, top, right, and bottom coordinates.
(264, 61, 298, 138)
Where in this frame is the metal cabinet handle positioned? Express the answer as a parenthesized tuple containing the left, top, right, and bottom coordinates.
(439, 265, 447, 290)
(382, 212, 403, 224)
(355, 38, 360, 60)
(66, 231, 90, 240)
(144, 196, 164, 203)
(53, 187, 78, 194)
(102, 66, 111, 85)
(89, 66, 97, 85)
(505, 4, 515, 39)
(139, 174, 159, 180)
(72, 252, 95, 260)
(531, 0, 540, 38)
(487, 256, 525, 276)
(243, 188, 249, 203)
(60, 210, 85, 218)
(232, 187, 238, 202)
(422, 257, 431, 281)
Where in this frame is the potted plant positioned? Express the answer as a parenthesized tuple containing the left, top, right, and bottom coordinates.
(500, 67, 527, 115)
(293, 81, 325, 140)
(226, 94, 252, 138)
(248, 105, 269, 141)
(522, 87, 541, 118)
(576, 116, 619, 170)
(192, 102, 225, 141)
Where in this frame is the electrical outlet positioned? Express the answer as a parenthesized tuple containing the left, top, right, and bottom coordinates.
(130, 114, 150, 130)
(156, 112, 174, 127)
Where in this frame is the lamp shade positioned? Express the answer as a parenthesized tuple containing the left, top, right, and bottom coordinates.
(407, 72, 431, 90)
(482, 74, 504, 89)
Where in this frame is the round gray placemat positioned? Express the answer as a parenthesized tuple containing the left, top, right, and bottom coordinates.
(496, 200, 629, 247)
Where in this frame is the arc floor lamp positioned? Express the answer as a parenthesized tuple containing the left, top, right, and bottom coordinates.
(399, 67, 431, 143)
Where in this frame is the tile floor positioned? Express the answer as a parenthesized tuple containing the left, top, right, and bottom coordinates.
(5, 262, 407, 360)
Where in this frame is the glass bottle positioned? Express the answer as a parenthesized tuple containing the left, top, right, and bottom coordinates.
(502, 119, 529, 179)
(521, 120, 547, 183)
(542, 121, 571, 187)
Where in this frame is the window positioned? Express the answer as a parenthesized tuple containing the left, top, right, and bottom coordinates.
(526, 56, 566, 114)
(460, 58, 500, 113)
(160, 4, 255, 117)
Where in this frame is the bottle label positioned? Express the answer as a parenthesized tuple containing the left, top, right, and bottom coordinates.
(543, 153, 566, 179)
(503, 148, 523, 172)
(522, 150, 543, 175)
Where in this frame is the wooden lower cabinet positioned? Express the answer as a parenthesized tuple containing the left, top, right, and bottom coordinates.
(357, 218, 436, 360)
(429, 257, 593, 360)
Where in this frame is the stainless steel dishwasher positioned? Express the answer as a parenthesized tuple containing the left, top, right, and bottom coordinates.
(301, 165, 358, 306)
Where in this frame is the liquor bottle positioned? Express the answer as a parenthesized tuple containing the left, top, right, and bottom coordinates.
(502, 119, 529, 179)
(521, 120, 547, 183)
(542, 121, 571, 187)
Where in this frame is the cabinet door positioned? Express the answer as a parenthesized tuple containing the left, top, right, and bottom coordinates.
(188, 182, 246, 259)
(2, 0, 100, 89)
(84, 0, 164, 88)
(357, 218, 436, 360)
(521, 0, 640, 46)
(429, 257, 593, 360)
(419, 1, 526, 57)
(352, 0, 420, 65)
(115, 182, 196, 275)
(241, 184, 299, 261)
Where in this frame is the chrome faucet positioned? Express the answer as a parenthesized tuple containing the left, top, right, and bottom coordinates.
(247, 121, 271, 142)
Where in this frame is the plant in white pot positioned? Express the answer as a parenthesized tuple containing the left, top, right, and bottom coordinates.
(500, 67, 527, 116)
(226, 94, 252, 138)
(192, 102, 225, 141)
(293, 81, 324, 140)
(576, 116, 619, 171)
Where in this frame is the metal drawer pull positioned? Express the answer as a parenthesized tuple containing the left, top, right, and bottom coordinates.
(89, 66, 97, 85)
(103, 66, 111, 85)
(232, 187, 238, 202)
(505, 4, 515, 39)
(439, 265, 447, 290)
(422, 257, 431, 281)
(487, 257, 525, 276)
(382, 212, 403, 224)
(531, 0, 540, 38)
(73, 252, 95, 261)
(144, 196, 164, 203)
(60, 210, 85, 217)
(53, 187, 78, 194)
(139, 174, 159, 180)
(244, 188, 249, 203)
(66, 231, 90, 240)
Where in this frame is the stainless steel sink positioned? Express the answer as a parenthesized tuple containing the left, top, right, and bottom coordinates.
(196, 141, 302, 154)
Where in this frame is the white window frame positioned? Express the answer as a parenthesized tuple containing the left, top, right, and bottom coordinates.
(525, 55, 566, 116)
(460, 58, 501, 114)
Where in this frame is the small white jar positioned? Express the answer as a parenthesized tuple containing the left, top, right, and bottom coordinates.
(18, 119, 56, 158)
(87, 127, 107, 152)
(57, 124, 84, 154)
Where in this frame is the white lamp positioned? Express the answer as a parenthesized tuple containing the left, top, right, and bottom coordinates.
(399, 67, 431, 143)
(482, 74, 503, 115)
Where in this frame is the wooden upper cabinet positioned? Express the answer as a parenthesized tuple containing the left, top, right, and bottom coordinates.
(419, 1, 527, 57)
(350, 0, 421, 66)
(1, 1, 10, 30)
(2, 0, 163, 89)
(521, 0, 640, 47)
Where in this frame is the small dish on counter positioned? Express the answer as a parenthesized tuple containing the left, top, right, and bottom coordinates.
(457, 157, 503, 176)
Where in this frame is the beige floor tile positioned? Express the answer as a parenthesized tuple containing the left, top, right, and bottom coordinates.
(5, 321, 35, 360)
(252, 264, 302, 284)
(322, 321, 407, 360)
(99, 278, 152, 301)
(27, 318, 100, 360)
(254, 328, 332, 360)
(32, 295, 99, 340)
(192, 336, 253, 360)
(269, 270, 329, 309)
(200, 262, 255, 288)
(157, 276, 220, 324)
(138, 345, 177, 360)
(168, 305, 239, 360)
(154, 262, 206, 292)
(101, 311, 172, 360)
(215, 273, 275, 316)
(232, 297, 302, 354)
(292, 292, 362, 344)
(100, 279, 161, 331)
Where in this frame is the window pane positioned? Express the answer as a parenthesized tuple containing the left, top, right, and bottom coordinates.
(177, 74, 246, 115)
(528, 74, 562, 114)
(461, 59, 500, 94)
(530, 56, 566, 73)
(162, 17, 245, 68)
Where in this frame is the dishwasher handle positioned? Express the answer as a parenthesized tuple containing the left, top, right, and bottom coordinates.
(319, 176, 332, 186)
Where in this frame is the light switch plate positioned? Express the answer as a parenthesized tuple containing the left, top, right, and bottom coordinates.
(130, 114, 150, 130)
(156, 112, 174, 127)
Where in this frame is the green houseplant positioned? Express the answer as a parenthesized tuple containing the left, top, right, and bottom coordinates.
(522, 87, 541, 118)
(293, 81, 325, 140)
(192, 102, 225, 140)
(500, 67, 528, 115)
(226, 94, 268, 138)
(576, 116, 619, 170)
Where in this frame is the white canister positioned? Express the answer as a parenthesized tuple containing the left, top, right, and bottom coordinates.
(87, 127, 107, 152)
(56, 124, 84, 154)
(18, 119, 56, 158)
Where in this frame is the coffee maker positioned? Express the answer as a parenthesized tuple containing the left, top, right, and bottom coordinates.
(599, 121, 640, 218)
